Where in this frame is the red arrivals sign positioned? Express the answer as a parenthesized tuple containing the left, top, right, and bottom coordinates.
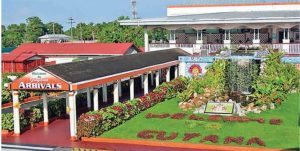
(10, 68, 69, 91)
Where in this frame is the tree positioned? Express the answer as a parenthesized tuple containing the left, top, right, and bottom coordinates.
(25, 16, 46, 42)
(2, 24, 26, 47)
(45, 22, 63, 34)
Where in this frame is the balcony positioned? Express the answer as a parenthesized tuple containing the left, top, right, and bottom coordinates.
(149, 43, 300, 56)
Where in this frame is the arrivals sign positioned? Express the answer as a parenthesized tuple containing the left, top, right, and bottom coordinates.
(11, 69, 69, 91)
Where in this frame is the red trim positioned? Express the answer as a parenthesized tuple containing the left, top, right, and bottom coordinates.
(168, 2, 300, 8)
(71, 61, 179, 90)
(82, 137, 281, 151)
(2, 96, 42, 109)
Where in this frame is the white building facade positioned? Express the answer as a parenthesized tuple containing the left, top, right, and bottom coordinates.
(120, 1, 300, 55)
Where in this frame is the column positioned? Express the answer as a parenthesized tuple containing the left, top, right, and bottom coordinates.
(223, 30, 231, 49)
(69, 91, 77, 141)
(283, 28, 290, 53)
(118, 81, 122, 97)
(272, 27, 277, 43)
(196, 30, 203, 50)
(86, 88, 91, 108)
(102, 84, 108, 103)
(144, 28, 149, 52)
(166, 67, 170, 82)
(93, 88, 99, 111)
(155, 71, 160, 87)
(130, 78, 134, 100)
(143, 73, 149, 95)
(253, 29, 260, 46)
(113, 81, 119, 103)
(174, 65, 178, 79)
(12, 91, 20, 135)
(169, 30, 176, 48)
(42, 92, 48, 126)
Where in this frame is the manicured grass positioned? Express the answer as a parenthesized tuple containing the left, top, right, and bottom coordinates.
(101, 93, 300, 149)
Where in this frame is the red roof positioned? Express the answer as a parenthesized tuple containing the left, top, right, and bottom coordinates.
(2, 52, 38, 62)
(10, 43, 140, 56)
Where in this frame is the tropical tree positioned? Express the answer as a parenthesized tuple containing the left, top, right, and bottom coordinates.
(2, 23, 26, 47)
(25, 16, 46, 42)
(45, 22, 63, 34)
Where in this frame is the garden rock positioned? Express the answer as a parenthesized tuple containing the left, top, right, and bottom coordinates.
(193, 105, 206, 114)
(253, 107, 261, 114)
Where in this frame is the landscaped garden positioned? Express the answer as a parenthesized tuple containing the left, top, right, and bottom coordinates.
(76, 51, 300, 149)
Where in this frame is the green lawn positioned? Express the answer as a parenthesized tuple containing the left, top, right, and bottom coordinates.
(101, 93, 300, 149)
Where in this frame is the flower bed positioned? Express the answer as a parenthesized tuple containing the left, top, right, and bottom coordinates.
(76, 77, 188, 139)
(1, 98, 66, 132)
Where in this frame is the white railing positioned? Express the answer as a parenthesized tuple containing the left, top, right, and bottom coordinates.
(149, 43, 300, 55)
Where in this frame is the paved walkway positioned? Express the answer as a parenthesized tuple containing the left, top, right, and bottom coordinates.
(2, 119, 217, 151)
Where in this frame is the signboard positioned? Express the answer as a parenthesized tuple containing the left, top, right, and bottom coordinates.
(11, 68, 69, 91)
(204, 102, 234, 114)
(179, 56, 214, 63)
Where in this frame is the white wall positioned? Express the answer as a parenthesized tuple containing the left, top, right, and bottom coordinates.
(167, 3, 300, 16)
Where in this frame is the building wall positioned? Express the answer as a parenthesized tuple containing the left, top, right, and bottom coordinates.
(2, 59, 45, 73)
(167, 3, 300, 16)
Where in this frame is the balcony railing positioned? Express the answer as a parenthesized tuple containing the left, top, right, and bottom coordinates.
(149, 43, 300, 55)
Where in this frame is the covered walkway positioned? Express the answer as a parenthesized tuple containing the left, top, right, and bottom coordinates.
(8, 48, 190, 140)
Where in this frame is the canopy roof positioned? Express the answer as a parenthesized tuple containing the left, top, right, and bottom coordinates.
(120, 11, 300, 26)
(10, 48, 190, 91)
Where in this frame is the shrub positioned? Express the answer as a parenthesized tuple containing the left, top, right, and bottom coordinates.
(247, 137, 266, 146)
(170, 113, 186, 120)
(145, 113, 170, 119)
(200, 135, 219, 143)
(1, 98, 66, 132)
(183, 133, 201, 141)
(156, 131, 178, 140)
(77, 78, 187, 139)
(224, 136, 244, 145)
(208, 115, 222, 121)
(269, 119, 282, 125)
(189, 114, 205, 121)
(1, 113, 14, 131)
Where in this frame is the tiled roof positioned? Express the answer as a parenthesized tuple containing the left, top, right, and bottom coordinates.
(2, 52, 38, 62)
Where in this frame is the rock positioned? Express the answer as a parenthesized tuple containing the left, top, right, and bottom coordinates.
(260, 105, 267, 111)
(253, 109, 261, 114)
(269, 103, 275, 110)
(193, 92, 198, 98)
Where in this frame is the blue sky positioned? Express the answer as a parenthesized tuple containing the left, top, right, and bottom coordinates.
(2, 0, 189, 28)
(2, 0, 295, 29)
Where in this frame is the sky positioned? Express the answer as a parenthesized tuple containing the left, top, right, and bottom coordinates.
(2, 0, 189, 29)
(2, 0, 296, 29)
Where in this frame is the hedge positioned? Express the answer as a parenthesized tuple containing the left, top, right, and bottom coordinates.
(1, 98, 66, 132)
(76, 77, 188, 139)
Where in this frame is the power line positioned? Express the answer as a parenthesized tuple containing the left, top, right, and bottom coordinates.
(67, 17, 75, 39)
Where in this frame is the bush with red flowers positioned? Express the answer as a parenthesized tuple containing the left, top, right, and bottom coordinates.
(208, 115, 222, 121)
(77, 77, 188, 139)
(145, 113, 170, 119)
(183, 133, 201, 141)
(200, 135, 219, 143)
(247, 137, 266, 146)
(224, 136, 244, 145)
(170, 113, 186, 120)
(269, 119, 282, 125)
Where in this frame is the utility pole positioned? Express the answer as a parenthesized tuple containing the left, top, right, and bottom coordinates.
(80, 23, 83, 41)
(52, 23, 55, 34)
(67, 17, 75, 40)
